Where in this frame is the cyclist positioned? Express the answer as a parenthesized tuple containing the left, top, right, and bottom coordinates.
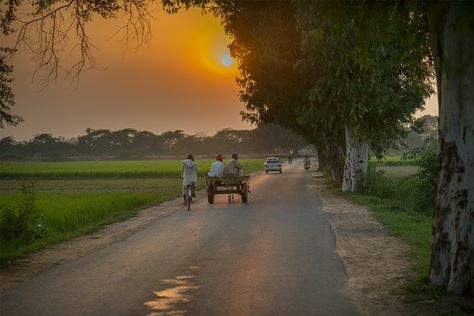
(182, 154, 197, 205)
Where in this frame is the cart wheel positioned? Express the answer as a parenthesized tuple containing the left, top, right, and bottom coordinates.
(207, 184, 214, 204)
(241, 184, 249, 203)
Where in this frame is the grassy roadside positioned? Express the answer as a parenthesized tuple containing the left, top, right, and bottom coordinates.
(0, 191, 162, 264)
(327, 164, 472, 315)
(345, 193, 431, 281)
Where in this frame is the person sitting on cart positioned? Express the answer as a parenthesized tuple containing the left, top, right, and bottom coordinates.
(182, 154, 197, 204)
(226, 153, 244, 177)
(208, 154, 225, 178)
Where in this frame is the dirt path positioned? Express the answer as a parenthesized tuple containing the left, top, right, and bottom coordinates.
(310, 172, 416, 316)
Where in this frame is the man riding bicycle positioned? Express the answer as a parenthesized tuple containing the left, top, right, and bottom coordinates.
(182, 154, 197, 205)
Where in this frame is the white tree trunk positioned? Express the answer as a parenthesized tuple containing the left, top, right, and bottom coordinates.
(341, 125, 369, 192)
(427, 2, 474, 295)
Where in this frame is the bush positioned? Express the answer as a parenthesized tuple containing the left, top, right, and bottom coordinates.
(403, 138, 436, 214)
(359, 139, 436, 216)
(0, 182, 45, 250)
(359, 165, 397, 199)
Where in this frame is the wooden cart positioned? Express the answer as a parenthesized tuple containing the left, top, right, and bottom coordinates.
(206, 175, 250, 204)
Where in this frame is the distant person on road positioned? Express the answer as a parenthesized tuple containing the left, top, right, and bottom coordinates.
(208, 154, 225, 178)
(226, 153, 244, 177)
(182, 154, 197, 204)
(303, 155, 310, 164)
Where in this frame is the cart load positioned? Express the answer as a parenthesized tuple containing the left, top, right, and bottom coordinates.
(205, 174, 250, 204)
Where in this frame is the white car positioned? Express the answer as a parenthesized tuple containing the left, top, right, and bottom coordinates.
(264, 157, 282, 174)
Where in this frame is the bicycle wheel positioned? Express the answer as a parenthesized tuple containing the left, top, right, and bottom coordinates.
(187, 188, 192, 211)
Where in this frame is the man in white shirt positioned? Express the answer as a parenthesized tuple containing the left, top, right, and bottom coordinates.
(208, 154, 225, 178)
(226, 153, 244, 176)
(182, 154, 197, 204)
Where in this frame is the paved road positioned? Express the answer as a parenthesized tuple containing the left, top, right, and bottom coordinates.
(0, 160, 358, 316)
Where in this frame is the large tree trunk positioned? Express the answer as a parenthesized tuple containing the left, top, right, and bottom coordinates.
(341, 125, 369, 192)
(427, 1, 474, 295)
(323, 137, 345, 185)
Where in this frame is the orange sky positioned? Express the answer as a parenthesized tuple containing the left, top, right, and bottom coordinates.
(1, 7, 437, 141)
(2, 8, 253, 140)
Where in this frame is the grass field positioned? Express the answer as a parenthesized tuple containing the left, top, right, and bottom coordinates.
(375, 166, 419, 178)
(0, 159, 264, 263)
(370, 155, 415, 166)
(0, 159, 265, 178)
(0, 178, 186, 192)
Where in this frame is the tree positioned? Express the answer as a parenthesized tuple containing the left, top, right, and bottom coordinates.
(294, 0, 432, 191)
(77, 129, 113, 155)
(0, 47, 22, 127)
(159, 130, 185, 152)
(425, 1, 473, 295)
(0, 136, 16, 152)
(401, 115, 438, 152)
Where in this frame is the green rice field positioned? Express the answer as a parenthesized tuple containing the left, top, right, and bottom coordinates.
(0, 159, 265, 178)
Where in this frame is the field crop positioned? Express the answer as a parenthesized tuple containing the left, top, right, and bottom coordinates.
(0, 191, 161, 262)
(375, 166, 419, 178)
(0, 159, 265, 178)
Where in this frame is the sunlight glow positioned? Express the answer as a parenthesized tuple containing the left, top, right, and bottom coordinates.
(220, 54, 234, 67)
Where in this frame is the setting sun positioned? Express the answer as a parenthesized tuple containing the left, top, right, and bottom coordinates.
(220, 54, 234, 67)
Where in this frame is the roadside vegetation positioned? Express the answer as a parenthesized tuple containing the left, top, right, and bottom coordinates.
(340, 139, 472, 315)
(0, 158, 265, 265)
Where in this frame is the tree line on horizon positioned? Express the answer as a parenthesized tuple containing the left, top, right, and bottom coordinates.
(0, 116, 437, 161)
(0, 124, 311, 161)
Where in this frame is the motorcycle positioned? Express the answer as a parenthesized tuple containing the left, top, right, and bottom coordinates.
(304, 161, 311, 171)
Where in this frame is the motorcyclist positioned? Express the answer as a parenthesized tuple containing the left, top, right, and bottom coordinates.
(303, 156, 311, 169)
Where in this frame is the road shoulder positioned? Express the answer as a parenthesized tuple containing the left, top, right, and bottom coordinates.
(310, 172, 416, 316)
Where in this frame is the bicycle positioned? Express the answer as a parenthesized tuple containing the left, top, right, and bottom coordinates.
(184, 182, 194, 211)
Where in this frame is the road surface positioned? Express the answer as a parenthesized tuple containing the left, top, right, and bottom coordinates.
(0, 160, 358, 316)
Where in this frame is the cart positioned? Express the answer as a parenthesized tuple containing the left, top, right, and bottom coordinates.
(206, 175, 250, 204)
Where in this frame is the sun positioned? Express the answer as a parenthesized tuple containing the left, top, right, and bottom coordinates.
(220, 54, 234, 67)
(186, 14, 237, 75)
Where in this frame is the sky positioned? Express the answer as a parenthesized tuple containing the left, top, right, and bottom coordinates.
(2, 7, 438, 141)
